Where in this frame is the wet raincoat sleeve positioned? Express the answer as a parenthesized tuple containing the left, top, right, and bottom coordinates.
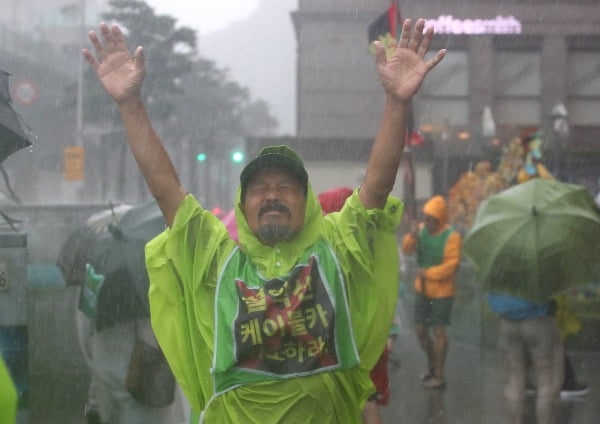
(0, 355, 17, 424)
(145, 194, 236, 414)
(323, 190, 403, 371)
(402, 231, 418, 254)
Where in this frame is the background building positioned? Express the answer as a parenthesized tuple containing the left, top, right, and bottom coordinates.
(0, 0, 108, 204)
(255, 0, 600, 202)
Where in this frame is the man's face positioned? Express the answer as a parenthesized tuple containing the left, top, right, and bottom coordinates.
(241, 166, 307, 246)
(424, 214, 440, 234)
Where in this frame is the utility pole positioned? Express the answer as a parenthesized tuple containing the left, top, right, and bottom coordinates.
(65, 0, 87, 202)
(76, 0, 86, 150)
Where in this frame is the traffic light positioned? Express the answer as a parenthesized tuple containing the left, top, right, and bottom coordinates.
(196, 153, 207, 162)
(231, 150, 244, 163)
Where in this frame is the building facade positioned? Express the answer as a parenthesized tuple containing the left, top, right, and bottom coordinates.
(285, 0, 600, 198)
(0, 0, 109, 205)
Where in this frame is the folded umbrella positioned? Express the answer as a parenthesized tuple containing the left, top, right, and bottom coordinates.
(463, 179, 600, 303)
(56, 204, 132, 286)
(91, 201, 166, 330)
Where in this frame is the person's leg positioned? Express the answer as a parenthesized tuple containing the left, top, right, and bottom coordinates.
(560, 352, 589, 396)
(414, 294, 435, 378)
(499, 318, 526, 424)
(362, 401, 383, 424)
(430, 325, 448, 386)
(527, 316, 563, 424)
(423, 297, 453, 388)
(414, 323, 435, 377)
(563, 353, 576, 388)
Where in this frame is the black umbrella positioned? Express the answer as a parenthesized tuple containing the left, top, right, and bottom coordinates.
(56, 204, 133, 286)
(90, 201, 166, 331)
(56, 225, 100, 286)
(0, 70, 34, 163)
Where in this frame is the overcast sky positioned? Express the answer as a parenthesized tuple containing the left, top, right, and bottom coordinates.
(145, 0, 260, 35)
(145, 0, 297, 135)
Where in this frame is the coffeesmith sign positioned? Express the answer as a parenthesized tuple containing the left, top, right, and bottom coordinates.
(425, 15, 522, 35)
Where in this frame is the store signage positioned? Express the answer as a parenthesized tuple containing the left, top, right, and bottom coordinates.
(64, 146, 85, 180)
(425, 15, 522, 35)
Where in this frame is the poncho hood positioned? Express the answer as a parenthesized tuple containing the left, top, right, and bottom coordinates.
(234, 180, 324, 276)
(423, 195, 448, 228)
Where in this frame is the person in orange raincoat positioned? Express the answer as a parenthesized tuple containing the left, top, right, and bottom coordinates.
(402, 195, 461, 389)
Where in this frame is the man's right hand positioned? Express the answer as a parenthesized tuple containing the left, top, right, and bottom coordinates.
(82, 22, 185, 227)
(82, 22, 145, 105)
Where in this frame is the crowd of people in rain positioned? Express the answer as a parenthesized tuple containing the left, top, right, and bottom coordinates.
(1, 14, 598, 424)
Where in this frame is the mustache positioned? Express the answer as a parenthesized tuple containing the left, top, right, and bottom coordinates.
(258, 202, 291, 218)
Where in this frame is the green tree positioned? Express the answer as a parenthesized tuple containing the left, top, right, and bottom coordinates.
(79, 0, 278, 203)
(84, 0, 196, 123)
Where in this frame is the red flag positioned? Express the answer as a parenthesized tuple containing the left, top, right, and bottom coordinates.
(402, 148, 417, 221)
(368, 3, 401, 56)
(368, 3, 401, 44)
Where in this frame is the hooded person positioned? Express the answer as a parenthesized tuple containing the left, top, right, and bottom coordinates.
(82, 17, 446, 423)
(147, 148, 403, 423)
(402, 195, 461, 389)
(516, 130, 554, 184)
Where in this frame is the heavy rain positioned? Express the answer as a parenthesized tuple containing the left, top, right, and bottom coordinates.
(0, 1, 598, 423)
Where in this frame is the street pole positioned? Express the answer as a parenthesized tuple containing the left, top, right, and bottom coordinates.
(76, 0, 85, 149)
(552, 130, 560, 178)
(65, 0, 86, 203)
(441, 118, 450, 194)
(550, 103, 569, 180)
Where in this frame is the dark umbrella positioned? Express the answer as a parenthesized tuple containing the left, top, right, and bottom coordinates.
(56, 204, 133, 286)
(90, 201, 166, 331)
(0, 70, 34, 163)
(56, 225, 100, 286)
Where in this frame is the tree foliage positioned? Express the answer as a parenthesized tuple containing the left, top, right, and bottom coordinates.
(79, 0, 278, 202)
(84, 0, 278, 141)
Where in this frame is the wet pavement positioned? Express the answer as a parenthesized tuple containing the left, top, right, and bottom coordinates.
(378, 298, 600, 424)
(22, 287, 599, 423)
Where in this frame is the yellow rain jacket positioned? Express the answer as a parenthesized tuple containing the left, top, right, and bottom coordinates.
(145, 185, 403, 423)
(0, 356, 17, 423)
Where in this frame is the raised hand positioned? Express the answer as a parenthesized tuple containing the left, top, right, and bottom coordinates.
(374, 19, 446, 103)
(82, 22, 145, 105)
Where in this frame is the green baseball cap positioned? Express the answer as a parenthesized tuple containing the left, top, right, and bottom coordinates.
(240, 145, 308, 199)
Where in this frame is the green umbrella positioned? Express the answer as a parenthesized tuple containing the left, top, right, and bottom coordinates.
(463, 178, 600, 303)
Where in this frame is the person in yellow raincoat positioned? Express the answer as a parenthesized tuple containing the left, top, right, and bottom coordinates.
(82, 18, 446, 423)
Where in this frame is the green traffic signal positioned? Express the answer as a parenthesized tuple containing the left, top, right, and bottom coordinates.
(231, 151, 244, 163)
(197, 153, 207, 162)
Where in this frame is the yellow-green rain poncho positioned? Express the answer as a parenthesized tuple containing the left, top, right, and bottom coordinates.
(146, 182, 403, 423)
